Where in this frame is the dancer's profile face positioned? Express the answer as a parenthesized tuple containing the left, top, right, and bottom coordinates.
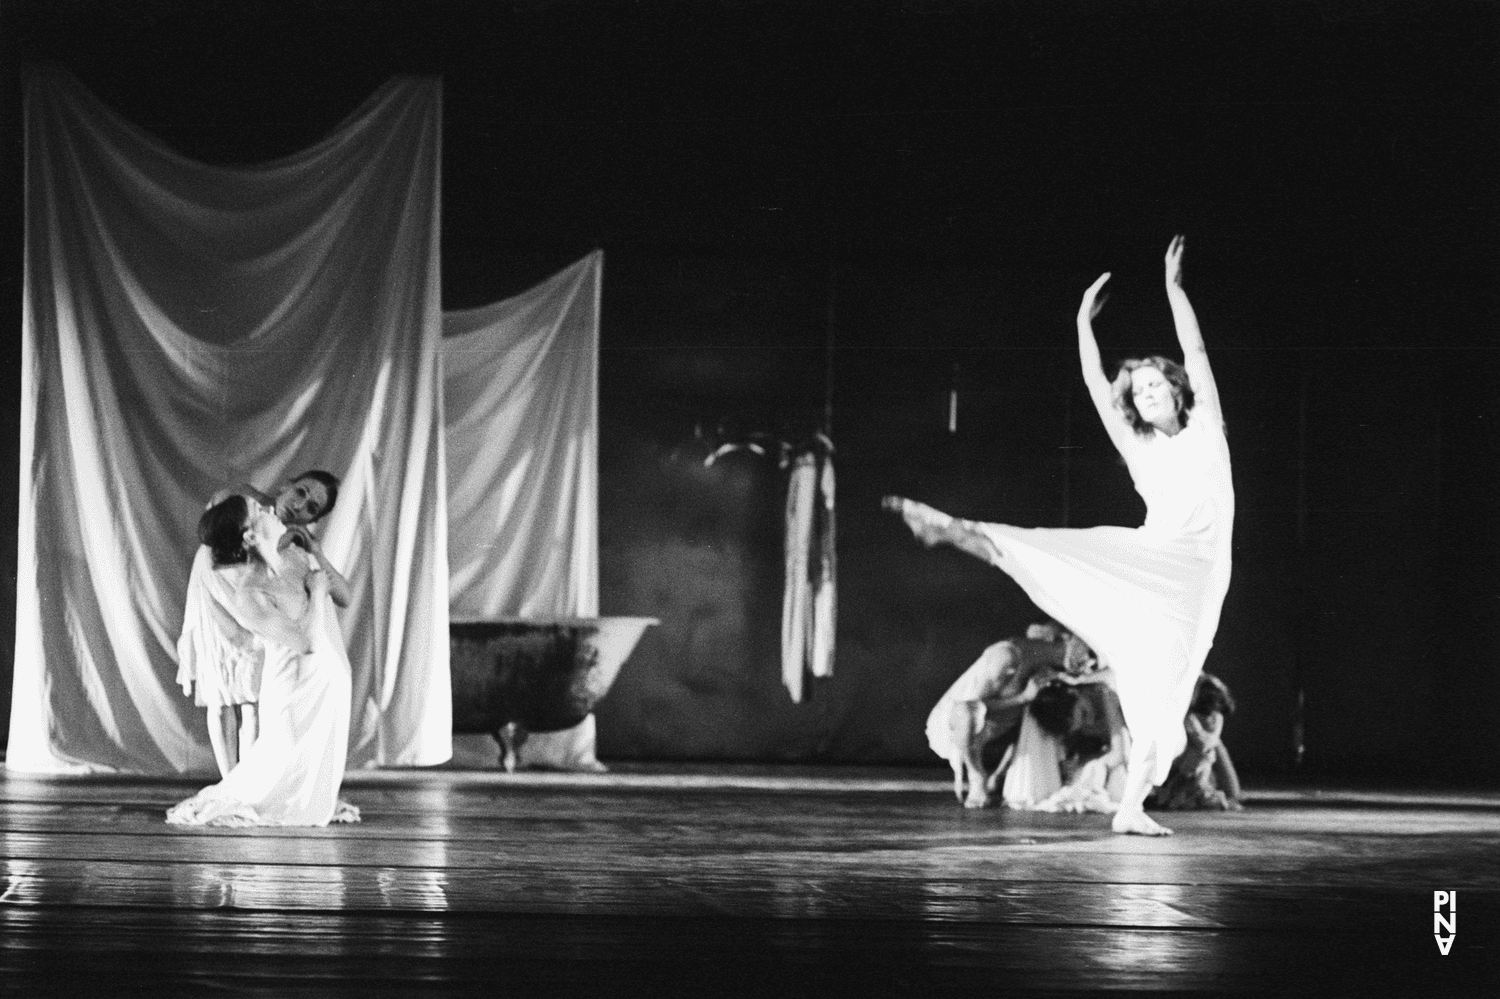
(1130, 366, 1179, 428)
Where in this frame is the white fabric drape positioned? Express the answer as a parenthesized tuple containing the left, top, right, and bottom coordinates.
(781, 454, 817, 704)
(443, 252, 601, 619)
(9, 68, 451, 774)
(781, 450, 835, 703)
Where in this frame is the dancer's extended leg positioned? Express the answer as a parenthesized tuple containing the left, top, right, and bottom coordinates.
(881, 496, 1002, 564)
(1112, 738, 1173, 836)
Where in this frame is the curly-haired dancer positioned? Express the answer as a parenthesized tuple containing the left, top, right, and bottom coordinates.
(885, 236, 1234, 835)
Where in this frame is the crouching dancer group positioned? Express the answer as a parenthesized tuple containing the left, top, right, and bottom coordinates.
(928, 622, 1241, 818)
(926, 621, 1129, 813)
(887, 236, 1236, 836)
(170, 472, 359, 827)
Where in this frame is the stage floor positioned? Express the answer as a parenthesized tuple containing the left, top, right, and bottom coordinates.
(1, 766, 1496, 997)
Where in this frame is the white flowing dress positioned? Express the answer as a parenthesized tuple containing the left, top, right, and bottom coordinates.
(168, 548, 358, 827)
(971, 416, 1233, 784)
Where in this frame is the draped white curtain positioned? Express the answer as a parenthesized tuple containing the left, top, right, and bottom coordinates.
(781, 449, 835, 703)
(444, 252, 600, 618)
(8, 68, 451, 774)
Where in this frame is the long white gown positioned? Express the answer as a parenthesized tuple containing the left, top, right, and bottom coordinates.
(971, 416, 1233, 785)
(168, 548, 358, 827)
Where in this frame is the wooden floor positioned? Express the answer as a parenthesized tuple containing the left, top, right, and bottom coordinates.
(1, 766, 1496, 998)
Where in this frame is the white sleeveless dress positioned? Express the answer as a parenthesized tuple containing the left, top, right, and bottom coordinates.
(972, 417, 1233, 784)
(168, 549, 358, 827)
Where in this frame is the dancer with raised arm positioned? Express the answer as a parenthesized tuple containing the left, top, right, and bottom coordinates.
(884, 236, 1234, 836)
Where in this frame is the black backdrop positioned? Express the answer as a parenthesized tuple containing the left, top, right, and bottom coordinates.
(1, 0, 1496, 782)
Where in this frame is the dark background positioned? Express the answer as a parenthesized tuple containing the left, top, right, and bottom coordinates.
(1, 0, 1495, 783)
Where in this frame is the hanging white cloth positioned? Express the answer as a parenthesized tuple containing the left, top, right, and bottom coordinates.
(810, 454, 836, 679)
(781, 453, 817, 703)
(443, 252, 601, 619)
(443, 253, 603, 771)
(781, 449, 836, 702)
(8, 68, 451, 774)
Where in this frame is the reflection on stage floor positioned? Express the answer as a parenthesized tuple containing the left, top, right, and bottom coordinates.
(0, 765, 1495, 997)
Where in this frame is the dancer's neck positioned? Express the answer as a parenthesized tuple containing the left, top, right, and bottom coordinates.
(1151, 415, 1183, 437)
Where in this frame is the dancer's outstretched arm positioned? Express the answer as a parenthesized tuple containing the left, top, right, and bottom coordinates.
(1077, 273, 1138, 458)
(1164, 236, 1224, 433)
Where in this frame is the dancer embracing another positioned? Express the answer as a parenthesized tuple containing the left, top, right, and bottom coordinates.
(177, 471, 348, 778)
(885, 236, 1233, 836)
(168, 495, 358, 827)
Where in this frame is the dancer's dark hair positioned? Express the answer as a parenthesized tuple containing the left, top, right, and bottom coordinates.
(1190, 672, 1236, 717)
(199, 495, 252, 567)
(1030, 682, 1111, 762)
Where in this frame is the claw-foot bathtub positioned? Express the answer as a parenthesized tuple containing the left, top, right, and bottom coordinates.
(449, 616, 658, 770)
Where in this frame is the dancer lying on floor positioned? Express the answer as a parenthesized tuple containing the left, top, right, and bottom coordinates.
(168, 496, 359, 827)
(886, 236, 1234, 836)
(177, 471, 349, 777)
(926, 622, 1097, 808)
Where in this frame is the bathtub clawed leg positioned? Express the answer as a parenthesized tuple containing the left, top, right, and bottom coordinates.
(497, 722, 527, 773)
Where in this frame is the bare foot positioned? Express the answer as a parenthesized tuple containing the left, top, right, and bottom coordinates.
(1112, 809, 1173, 836)
(963, 787, 990, 809)
(881, 496, 953, 547)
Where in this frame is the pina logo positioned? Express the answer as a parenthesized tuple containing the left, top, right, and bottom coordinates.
(1434, 891, 1457, 955)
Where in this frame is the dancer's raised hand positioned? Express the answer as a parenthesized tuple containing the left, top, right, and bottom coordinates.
(280, 523, 351, 608)
(1078, 272, 1111, 322)
(279, 524, 318, 554)
(1165, 235, 1186, 289)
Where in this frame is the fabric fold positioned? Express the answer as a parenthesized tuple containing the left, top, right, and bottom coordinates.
(443, 252, 601, 619)
(781, 449, 836, 702)
(10, 68, 450, 774)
